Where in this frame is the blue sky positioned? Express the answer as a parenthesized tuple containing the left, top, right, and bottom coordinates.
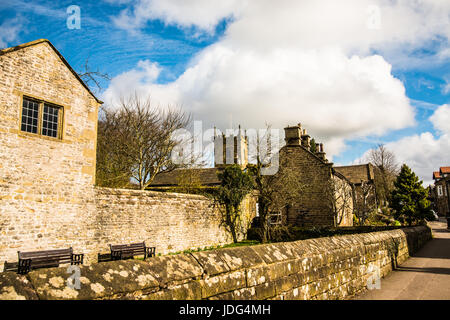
(1, 0, 449, 185)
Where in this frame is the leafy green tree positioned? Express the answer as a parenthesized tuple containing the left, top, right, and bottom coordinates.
(390, 164, 433, 226)
(213, 165, 254, 243)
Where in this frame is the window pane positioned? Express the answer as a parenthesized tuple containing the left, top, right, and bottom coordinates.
(21, 98, 39, 134)
(42, 104, 60, 138)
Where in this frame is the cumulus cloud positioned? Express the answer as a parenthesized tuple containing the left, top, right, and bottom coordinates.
(359, 105, 450, 186)
(112, 0, 242, 33)
(104, 46, 414, 157)
(113, 0, 450, 53)
(104, 0, 450, 158)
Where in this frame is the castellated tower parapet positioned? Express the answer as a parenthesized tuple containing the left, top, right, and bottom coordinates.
(213, 125, 248, 168)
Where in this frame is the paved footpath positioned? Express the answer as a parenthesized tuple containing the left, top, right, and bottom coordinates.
(354, 218, 450, 300)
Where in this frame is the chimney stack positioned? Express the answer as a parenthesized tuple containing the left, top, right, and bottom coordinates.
(316, 143, 327, 162)
(301, 129, 311, 150)
(284, 124, 302, 146)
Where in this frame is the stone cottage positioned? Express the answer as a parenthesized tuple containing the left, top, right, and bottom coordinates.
(334, 163, 378, 220)
(432, 167, 450, 217)
(276, 124, 354, 227)
(0, 39, 102, 266)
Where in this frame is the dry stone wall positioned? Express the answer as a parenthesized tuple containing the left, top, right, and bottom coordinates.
(0, 226, 431, 300)
(1, 187, 255, 269)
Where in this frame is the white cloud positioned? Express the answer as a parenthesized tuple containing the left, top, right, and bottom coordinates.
(104, 0, 450, 159)
(113, 0, 450, 53)
(112, 0, 242, 33)
(442, 78, 450, 95)
(429, 104, 450, 134)
(359, 105, 450, 186)
(0, 17, 23, 48)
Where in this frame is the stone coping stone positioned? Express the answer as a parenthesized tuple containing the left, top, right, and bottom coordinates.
(213, 246, 265, 271)
(95, 186, 208, 201)
(190, 251, 231, 276)
(145, 254, 203, 286)
(27, 260, 159, 300)
(250, 242, 297, 264)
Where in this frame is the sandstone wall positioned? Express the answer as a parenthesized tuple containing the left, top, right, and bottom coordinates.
(0, 226, 431, 300)
(90, 188, 255, 258)
(1, 187, 256, 269)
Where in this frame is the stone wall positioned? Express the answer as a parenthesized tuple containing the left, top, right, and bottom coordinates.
(90, 188, 255, 259)
(0, 226, 431, 300)
(0, 187, 256, 268)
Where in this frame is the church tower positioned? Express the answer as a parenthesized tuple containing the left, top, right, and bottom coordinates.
(214, 126, 248, 168)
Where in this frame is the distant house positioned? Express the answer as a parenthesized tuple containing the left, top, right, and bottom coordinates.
(151, 167, 222, 188)
(431, 167, 450, 217)
(275, 124, 354, 227)
(334, 163, 378, 221)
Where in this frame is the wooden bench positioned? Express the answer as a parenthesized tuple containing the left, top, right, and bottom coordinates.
(109, 242, 156, 261)
(17, 247, 84, 274)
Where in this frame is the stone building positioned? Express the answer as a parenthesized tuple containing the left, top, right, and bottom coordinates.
(431, 167, 450, 217)
(275, 124, 354, 227)
(0, 39, 102, 265)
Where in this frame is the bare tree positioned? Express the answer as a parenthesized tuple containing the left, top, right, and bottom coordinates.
(327, 173, 354, 226)
(367, 144, 399, 206)
(247, 125, 305, 243)
(77, 56, 111, 93)
(96, 93, 192, 190)
(354, 180, 377, 225)
(96, 105, 134, 188)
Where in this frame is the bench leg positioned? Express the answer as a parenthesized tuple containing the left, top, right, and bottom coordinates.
(111, 251, 122, 261)
(71, 254, 84, 265)
(18, 259, 31, 275)
(145, 247, 156, 258)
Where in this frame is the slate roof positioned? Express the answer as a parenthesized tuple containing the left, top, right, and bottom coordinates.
(333, 163, 375, 185)
(150, 167, 224, 187)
